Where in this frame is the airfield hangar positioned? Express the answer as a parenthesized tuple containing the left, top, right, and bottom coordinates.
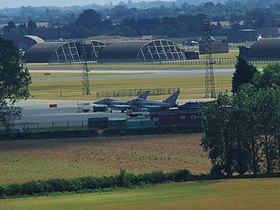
(24, 38, 186, 63)
(24, 41, 81, 63)
(17, 35, 45, 51)
(239, 38, 280, 60)
(99, 39, 186, 61)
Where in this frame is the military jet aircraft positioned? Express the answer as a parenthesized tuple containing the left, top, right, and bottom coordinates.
(93, 90, 150, 109)
(114, 89, 180, 111)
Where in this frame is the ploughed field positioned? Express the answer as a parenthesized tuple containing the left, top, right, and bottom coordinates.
(0, 133, 210, 184)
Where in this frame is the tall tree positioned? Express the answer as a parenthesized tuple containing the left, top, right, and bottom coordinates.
(232, 55, 257, 94)
(253, 63, 280, 89)
(201, 93, 235, 177)
(0, 38, 31, 131)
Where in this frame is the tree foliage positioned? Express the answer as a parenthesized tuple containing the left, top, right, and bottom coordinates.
(203, 62, 280, 176)
(0, 38, 31, 130)
(232, 55, 257, 94)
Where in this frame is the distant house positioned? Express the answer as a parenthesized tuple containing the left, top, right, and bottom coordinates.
(257, 27, 280, 38)
(199, 38, 229, 54)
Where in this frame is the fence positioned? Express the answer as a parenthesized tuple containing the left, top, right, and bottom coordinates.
(96, 88, 178, 98)
(15, 118, 154, 132)
(48, 57, 280, 67)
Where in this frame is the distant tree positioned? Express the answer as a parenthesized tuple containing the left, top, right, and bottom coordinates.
(0, 38, 31, 131)
(3, 21, 16, 34)
(76, 9, 102, 29)
(27, 20, 37, 29)
(232, 55, 258, 93)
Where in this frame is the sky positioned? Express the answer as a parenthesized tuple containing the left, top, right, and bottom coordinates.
(0, 0, 163, 8)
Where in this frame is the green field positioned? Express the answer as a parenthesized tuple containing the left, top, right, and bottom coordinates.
(30, 72, 150, 78)
(1, 178, 280, 210)
(29, 75, 232, 100)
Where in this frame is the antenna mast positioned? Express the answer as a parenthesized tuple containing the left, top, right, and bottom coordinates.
(81, 42, 90, 95)
(203, 19, 216, 98)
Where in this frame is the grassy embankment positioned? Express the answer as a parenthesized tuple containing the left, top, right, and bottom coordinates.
(1, 178, 280, 210)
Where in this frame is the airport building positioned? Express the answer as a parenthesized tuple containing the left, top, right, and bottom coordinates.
(99, 39, 186, 61)
(239, 38, 280, 60)
(18, 35, 44, 51)
(24, 41, 81, 63)
(23, 38, 186, 63)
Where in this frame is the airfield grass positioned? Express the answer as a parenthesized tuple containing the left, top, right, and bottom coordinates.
(0, 133, 210, 185)
(1, 178, 280, 210)
(29, 75, 232, 100)
(30, 72, 149, 78)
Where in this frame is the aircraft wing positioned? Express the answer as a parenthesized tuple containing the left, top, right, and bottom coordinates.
(112, 104, 131, 109)
(142, 105, 166, 111)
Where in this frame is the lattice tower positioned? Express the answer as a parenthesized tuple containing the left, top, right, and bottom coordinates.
(203, 19, 216, 98)
(81, 43, 90, 95)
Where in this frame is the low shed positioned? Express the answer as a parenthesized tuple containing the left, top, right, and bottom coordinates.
(150, 109, 202, 127)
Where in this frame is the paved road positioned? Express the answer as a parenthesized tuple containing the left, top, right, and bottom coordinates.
(31, 69, 235, 82)
(16, 100, 127, 128)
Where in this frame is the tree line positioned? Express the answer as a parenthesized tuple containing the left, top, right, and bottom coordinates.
(202, 59, 280, 177)
(2, 0, 280, 42)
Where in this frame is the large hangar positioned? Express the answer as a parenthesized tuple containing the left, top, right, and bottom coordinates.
(24, 41, 80, 63)
(239, 38, 280, 60)
(18, 35, 44, 51)
(100, 39, 186, 61)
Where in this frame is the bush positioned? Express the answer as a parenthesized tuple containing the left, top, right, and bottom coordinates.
(1, 169, 198, 197)
(117, 169, 137, 187)
(167, 169, 192, 182)
(210, 164, 225, 178)
(139, 171, 167, 184)
(0, 185, 6, 198)
(5, 183, 22, 196)
(21, 180, 47, 195)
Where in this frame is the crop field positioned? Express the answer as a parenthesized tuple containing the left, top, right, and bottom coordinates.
(1, 178, 280, 210)
(0, 133, 210, 185)
(29, 75, 232, 100)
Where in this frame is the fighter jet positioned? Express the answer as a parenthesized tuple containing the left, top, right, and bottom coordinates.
(114, 89, 180, 111)
(93, 90, 150, 108)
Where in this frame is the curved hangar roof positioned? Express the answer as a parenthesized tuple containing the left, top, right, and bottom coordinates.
(24, 42, 80, 63)
(100, 39, 186, 61)
(243, 38, 280, 59)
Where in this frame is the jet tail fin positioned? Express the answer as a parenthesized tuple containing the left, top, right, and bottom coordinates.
(163, 89, 180, 105)
(137, 90, 150, 100)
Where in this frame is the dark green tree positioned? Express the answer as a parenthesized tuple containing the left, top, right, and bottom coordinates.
(253, 63, 280, 89)
(232, 55, 257, 94)
(0, 38, 31, 131)
(231, 84, 259, 175)
(76, 9, 102, 29)
(201, 93, 235, 177)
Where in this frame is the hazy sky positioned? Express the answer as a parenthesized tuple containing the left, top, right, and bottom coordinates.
(0, 0, 164, 8)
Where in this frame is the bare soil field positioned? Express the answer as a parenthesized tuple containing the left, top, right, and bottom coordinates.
(0, 133, 210, 184)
